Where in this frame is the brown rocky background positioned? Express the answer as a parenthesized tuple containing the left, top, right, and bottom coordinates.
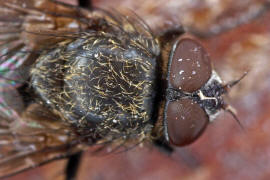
(7, 0, 270, 179)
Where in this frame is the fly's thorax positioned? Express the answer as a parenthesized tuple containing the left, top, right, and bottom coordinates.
(30, 32, 160, 144)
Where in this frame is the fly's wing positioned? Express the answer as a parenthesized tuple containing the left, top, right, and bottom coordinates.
(0, 0, 95, 178)
(0, 103, 85, 178)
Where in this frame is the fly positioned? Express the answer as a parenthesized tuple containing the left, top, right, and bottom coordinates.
(0, 0, 265, 179)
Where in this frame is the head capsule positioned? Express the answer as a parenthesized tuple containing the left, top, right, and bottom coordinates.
(163, 34, 245, 146)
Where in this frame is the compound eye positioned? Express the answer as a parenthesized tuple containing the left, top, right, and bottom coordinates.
(165, 99, 209, 146)
(169, 37, 212, 92)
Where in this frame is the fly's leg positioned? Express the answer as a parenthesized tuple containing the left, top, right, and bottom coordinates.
(153, 139, 203, 170)
(153, 139, 174, 155)
(78, 0, 92, 9)
(65, 152, 83, 180)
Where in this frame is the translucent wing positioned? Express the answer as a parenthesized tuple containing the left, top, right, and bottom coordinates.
(0, 0, 92, 178)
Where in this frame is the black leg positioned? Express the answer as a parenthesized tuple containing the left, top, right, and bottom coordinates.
(153, 139, 174, 155)
(65, 152, 83, 180)
(78, 0, 92, 9)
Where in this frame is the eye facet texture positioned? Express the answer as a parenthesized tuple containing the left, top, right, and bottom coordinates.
(169, 38, 212, 92)
(166, 99, 209, 146)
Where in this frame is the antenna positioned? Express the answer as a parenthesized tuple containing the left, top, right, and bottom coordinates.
(224, 71, 248, 91)
(222, 104, 245, 130)
(221, 71, 248, 130)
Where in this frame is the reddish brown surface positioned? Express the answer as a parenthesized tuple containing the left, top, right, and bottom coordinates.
(6, 0, 270, 180)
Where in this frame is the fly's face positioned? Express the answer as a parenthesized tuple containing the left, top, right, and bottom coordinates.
(0, 0, 251, 179)
(163, 35, 245, 146)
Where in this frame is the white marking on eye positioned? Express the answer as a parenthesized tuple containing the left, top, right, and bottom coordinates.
(178, 58, 183, 62)
(192, 71, 196, 75)
(179, 70, 184, 75)
(192, 47, 198, 52)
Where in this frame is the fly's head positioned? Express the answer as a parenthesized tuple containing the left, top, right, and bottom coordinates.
(160, 35, 246, 146)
